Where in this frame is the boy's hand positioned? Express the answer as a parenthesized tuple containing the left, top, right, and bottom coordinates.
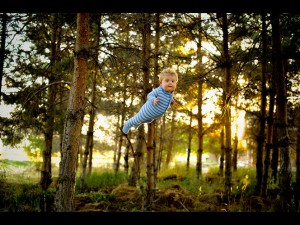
(154, 97, 159, 105)
(171, 98, 175, 105)
(170, 98, 178, 109)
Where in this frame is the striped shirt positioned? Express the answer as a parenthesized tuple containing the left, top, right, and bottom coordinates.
(122, 85, 174, 134)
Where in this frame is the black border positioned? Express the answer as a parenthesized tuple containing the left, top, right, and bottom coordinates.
(1, 0, 299, 223)
(1, 0, 299, 13)
(2, 212, 300, 225)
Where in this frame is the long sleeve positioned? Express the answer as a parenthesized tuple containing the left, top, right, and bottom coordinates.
(147, 87, 159, 105)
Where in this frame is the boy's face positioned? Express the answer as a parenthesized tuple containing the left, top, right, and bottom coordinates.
(160, 74, 177, 93)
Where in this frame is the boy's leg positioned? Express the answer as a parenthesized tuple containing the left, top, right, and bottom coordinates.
(133, 118, 153, 129)
(133, 122, 141, 129)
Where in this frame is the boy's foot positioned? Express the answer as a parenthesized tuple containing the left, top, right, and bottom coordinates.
(119, 127, 128, 136)
(121, 126, 129, 135)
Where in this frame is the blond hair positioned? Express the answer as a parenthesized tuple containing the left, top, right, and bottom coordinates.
(158, 67, 178, 82)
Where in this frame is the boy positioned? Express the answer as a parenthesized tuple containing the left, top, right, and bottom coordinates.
(122, 67, 178, 134)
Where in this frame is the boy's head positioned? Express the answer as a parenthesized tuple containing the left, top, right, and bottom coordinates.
(158, 67, 178, 83)
(158, 67, 178, 93)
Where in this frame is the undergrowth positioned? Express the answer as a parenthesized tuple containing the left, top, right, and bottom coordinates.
(0, 159, 284, 212)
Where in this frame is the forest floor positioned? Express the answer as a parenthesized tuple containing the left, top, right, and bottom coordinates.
(0, 159, 281, 213)
(73, 180, 275, 212)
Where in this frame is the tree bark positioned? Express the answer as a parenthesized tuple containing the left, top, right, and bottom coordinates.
(157, 115, 166, 171)
(41, 14, 62, 193)
(260, 13, 270, 197)
(128, 125, 144, 187)
(79, 16, 99, 191)
(221, 13, 233, 200)
(115, 23, 130, 174)
(153, 13, 161, 186)
(165, 109, 175, 166)
(54, 13, 89, 212)
(272, 12, 292, 212)
(295, 106, 300, 211)
(196, 13, 203, 179)
(186, 110, 192, 171)
(232, 122, 238, 172)
(140, 13, 155, 204)
(0, 13, 7, 102)
(219, 91, 226, 177)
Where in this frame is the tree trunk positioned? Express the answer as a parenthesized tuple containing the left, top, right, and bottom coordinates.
(255, 14, 267, 192)
(196, 13, 203, 179)
(272, 12, 292, 212)
(146, 122, 155, 203)
(79, 16, 100, 192)
(165, 110, 175, 166)
(117, 24, 130, 174)
(128, 125, 144, 187)
(41, 15, 62, 193)
(80, 53, 97, 191)
(124, 142, 130, 174)
(54, 13, 89, 212)
(113, 114, 120, 171)
(221, 13, 233, 200)
(0, 13, 7, 102)
(267, 14, 277, 184)
(140, 12, 155, 204)
(260, 13, 270, 197)
(232, 97, 239, 172)
(115, 129, 122, 172)
(153, 13, 160, 186)
(88, 17, 101, 175)
(128, 82, 142, 186)
(157, 115, 166, 171)
(186, 110, 192, 171)
(232, 126, 238, 172)
(271, 123, 279, 183)
(219, 125, 225, 176)
(219, 91, 226, 177)
(295, 106, 300, 211)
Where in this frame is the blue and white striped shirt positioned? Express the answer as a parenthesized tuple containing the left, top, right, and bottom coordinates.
(122, 85, 174, 134)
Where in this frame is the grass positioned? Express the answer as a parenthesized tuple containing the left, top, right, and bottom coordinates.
(0, 158, 283, 212)
(75, 168, 128, 192)
(0, 159, 34, 167)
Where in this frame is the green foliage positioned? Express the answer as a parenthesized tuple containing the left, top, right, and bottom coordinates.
(157, 164, 186, 178)
(75, 170, 128, 193)
(0, 159, 40, 183)
(0, 157, 285, 212)
(0, 183, 41, 212)
(0, 115, 25, 146)
(0, 164, 55, 212)
(0, 158, 34, 168)
(232, 168, 256, 193)
(23, 135, 45, 168)
(23, 134, 44, 162)
(0, 162, 8, 207)
(79, 191, 116, 203)
(11, 184, 42, 212)
(157, 164, 206, 194)
(156, 164, 258, 202)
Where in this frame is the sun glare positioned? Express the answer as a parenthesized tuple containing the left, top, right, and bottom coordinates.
(0, 141, 31, 161)
(82, 113, 117, 146)
(231, 108, 246, 140)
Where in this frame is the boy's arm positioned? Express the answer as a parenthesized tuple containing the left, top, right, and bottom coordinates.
(147, 88, 159, 105)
